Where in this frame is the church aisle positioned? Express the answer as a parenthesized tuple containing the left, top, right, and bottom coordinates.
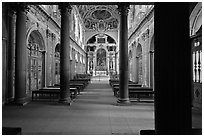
(2, 76, 154, 135)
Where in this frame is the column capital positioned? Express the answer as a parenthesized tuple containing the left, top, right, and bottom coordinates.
(12, 3, 29, 13)
(59, 3, 72, 15)
(117, 3, 130, 16)
(149, 50, 154, 53)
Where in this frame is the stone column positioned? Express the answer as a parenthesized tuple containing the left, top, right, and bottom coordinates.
(113, 56, 115, 73)
(59, 4, 72, 104)
(115, 53, 117, 74)
(149, 50, 154, 90)
(117, 3, 130, 104)
(14, 4, 28, 105)
(41, 51, 46, 87)
(94, 54, 96, 76)
(86, 53, 88, 74)
(7, 10, 16, 103)
(107, 55, 109, 75)
(154, 3, 191, 134)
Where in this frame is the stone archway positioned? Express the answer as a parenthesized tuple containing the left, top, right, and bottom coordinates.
(26, 30, 45, 94)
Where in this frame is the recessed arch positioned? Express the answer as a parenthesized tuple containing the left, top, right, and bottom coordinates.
(26, 30, 46, 93)
(27, 30, 45, 51)
(129, 50, 133, 59)
(86, 33, 117, 44)
(26, 26, 47, 51)
(136, 43, 143, 84)
(55, 43, 61, 53)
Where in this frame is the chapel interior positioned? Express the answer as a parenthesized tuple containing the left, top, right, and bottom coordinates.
(2, 2, 202, 135)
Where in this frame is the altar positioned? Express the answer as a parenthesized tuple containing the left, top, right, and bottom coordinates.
(95, 71, 107, 76)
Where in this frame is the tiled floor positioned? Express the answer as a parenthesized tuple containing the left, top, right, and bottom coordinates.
(2, 76, 201, 135)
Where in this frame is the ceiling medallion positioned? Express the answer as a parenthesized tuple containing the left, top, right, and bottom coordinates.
(91, 10, 112, 20)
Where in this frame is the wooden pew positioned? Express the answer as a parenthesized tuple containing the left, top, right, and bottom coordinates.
(54, 83, 85, 94)
(70, 79, 89, 87)
(112, 84, 142, 96)
(32, 87, 78, 101)
(75, 74, 91, 81)
(70, 83, 85, 91)
(111, 83, 142, 90)
(53, 85, 82, 94)
(113, 87, 154, 101)
(109, 80, 136, 87)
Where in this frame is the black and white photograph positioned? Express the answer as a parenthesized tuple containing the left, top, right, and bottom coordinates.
(1, 1, 202, 135)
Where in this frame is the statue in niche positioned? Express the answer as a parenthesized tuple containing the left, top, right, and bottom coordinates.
(89, 61, 93, 70)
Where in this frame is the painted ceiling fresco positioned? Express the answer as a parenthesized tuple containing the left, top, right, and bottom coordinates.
(77, 5, 119, 31)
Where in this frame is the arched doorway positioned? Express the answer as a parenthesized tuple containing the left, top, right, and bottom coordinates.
(96, 48, 107, 75)
(55, 44, 60, 85)
(150, 35, 154, 89)
(27, 30, 45, 94)
(136, 43, 142, 84)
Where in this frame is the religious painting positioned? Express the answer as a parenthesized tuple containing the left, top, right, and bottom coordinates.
(96, 48, 106, 71)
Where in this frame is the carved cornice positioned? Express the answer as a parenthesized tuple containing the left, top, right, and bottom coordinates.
(27, 5, 61, 31)
(128, 5, 154, 40)
(117, 3, 130, 16)
(11, 3, 29, 13)
(59, 3, 72, 15)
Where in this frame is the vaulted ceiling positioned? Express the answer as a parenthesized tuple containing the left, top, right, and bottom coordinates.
(76, 5, 119, 32)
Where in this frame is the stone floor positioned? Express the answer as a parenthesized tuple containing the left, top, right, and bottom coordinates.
(2, 76, 202, 135)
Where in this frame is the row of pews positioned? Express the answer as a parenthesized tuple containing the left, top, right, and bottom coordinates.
(32, 75, 91, 102)
(109, 79, 154, 102)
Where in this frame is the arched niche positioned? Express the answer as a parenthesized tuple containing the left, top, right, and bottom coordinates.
(86, 34, 116, 45)
(27, 30, 46, 93)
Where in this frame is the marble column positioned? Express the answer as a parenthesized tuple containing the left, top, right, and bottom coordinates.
(117, 3, 130, 104)
(14, 4, 28, 105)
(59, 4, 72, 104)
(154, 3, 191, 134)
